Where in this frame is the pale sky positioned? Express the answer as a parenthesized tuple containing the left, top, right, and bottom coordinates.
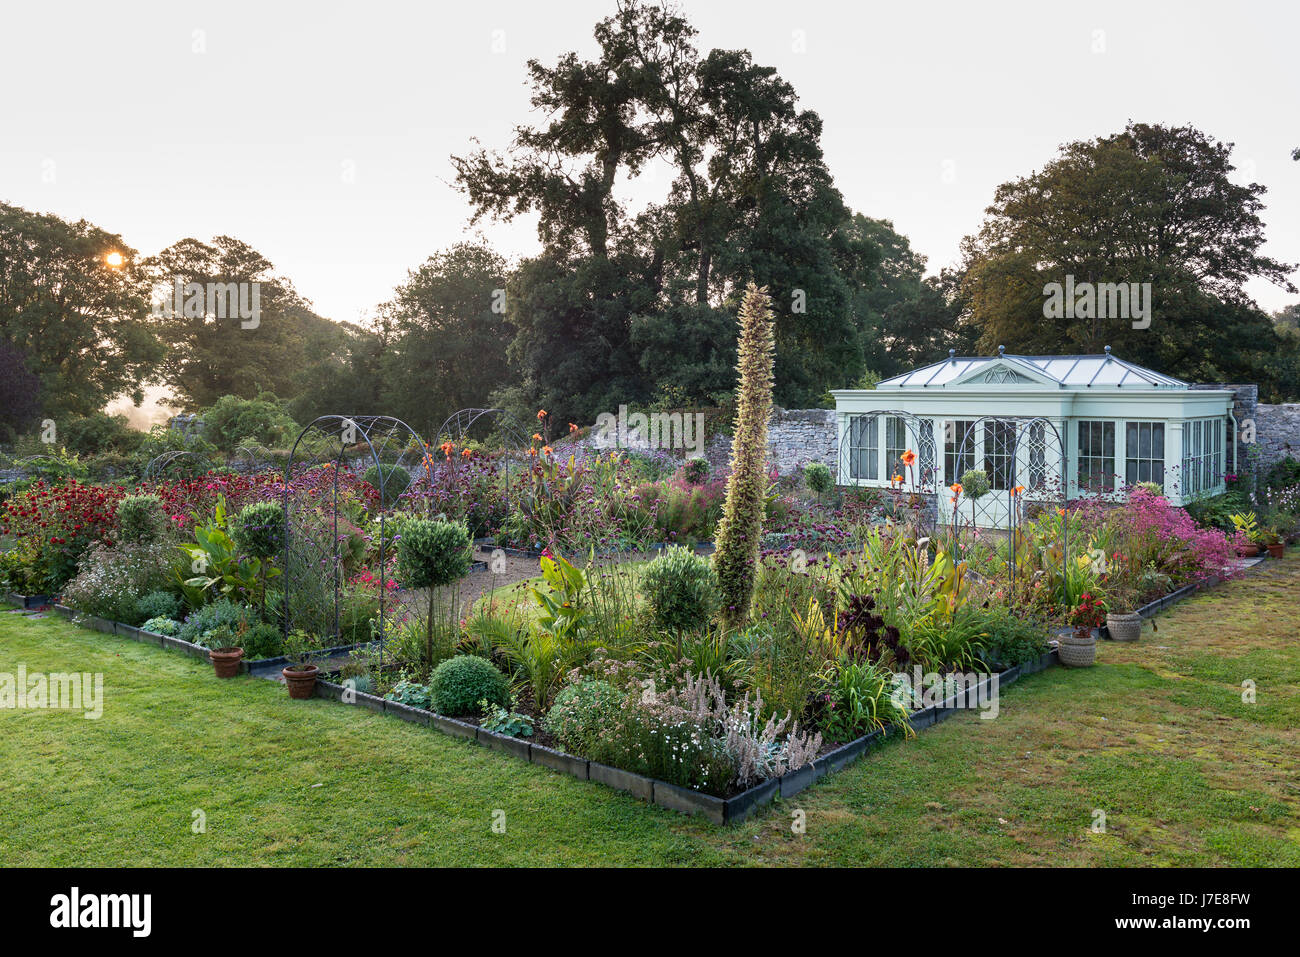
(2, 0, 1297, 339)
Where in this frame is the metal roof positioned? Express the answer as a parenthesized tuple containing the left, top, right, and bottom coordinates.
(877, 348, 1189, 390)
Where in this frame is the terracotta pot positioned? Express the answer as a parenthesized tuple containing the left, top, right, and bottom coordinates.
(209, 647, 244, 679)
(283, 664, 319, 699)
(1058, 628, 1096, 667)
(1106, 612, 1142, 642)
(1267, 543, 1285, 559)
(1237, 544, 1260, 557)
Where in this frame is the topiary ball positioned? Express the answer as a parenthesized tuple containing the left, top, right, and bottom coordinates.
(364, 463, 412, 503)
(396, 518, 471, 589)
(804, 461, 834, 496)
(117, 494, 168, 544)
(641, 544, 721, 634)
(428, 655, 509, 716)
(232, 501, 286, 560)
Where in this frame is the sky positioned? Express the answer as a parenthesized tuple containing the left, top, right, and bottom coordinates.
(1, 0, 1297, 345)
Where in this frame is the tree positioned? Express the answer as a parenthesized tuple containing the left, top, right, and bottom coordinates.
(143, 236, 351, 409)
(377, 243, 515, 436)
(713, 284, 775, 627)
(0, 342, 42, 440)
(0, 202, 161, 421)
(961, 123, 1296, 384)
(453, 0, 877, 417)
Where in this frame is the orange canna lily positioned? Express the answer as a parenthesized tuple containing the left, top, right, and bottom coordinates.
(950, 482, 963, 495)
(526, 447, 538, 457)
(461, 448, 472, 458)
(901, 449, 916, 467)
(542, 445, 553, 456)
(537, 409, 547, 419)
(532, 433, 542, 442)
(1010, 484, 1025, 496)
(569, 422, 579, 433)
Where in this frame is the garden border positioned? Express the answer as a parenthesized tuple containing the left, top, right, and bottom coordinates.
(3, 551, 1265, 825)
(303, 652, 1056, 825)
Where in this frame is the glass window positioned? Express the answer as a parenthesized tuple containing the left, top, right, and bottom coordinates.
(1124, 421, 1165, 488)
(945, 419, 975, 485)
(983, 419, 1016, 490)
(849, 415, 878, 480)
(918, 418, 937, 487)
(1077, 420, 1115, 492)
(1027, 420, 1047, 489)
(885, 416, 908, 480)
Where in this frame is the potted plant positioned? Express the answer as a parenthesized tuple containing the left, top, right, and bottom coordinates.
(1261, 526, 1285, 559)
(206, 623, 245, 679)
(1230, 513, 1260, 557)
(1060, 592, 1104, 667)
(281, 629, 320, 699)
(1103, 581, 1142, 642)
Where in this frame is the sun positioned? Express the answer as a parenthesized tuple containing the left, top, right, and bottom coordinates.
(105, 252, 124, 268)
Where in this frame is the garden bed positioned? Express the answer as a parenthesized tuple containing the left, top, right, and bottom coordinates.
(303, 649, 1058, 825)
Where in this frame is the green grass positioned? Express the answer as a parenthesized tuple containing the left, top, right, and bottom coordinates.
(2, 556, 1299, 866)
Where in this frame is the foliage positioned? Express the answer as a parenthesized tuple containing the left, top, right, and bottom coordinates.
(479, 699, 535, 738)
(140, 616, 180, 636)
(177, 598, 253, 647)
(1, 479, 126, 592)
(117, 494, 168, 545)
(0, 201, 162, 419)
(134, 589, 183, 624)
(682, 457, 710, 486)
(0, 342, 42, 440)
(971, 606, 1048, 670)
(546, 680, 626, 757)
(200, 393, 300, 451)
(62, 412, 144, 456)
(61, 542, 175, 626)
(428, 655, 510, 716)
(804, 461, 834, 499)
(282, 628, 320, 668)
(640, 545, 721, 635)
(385, 679, 433, 711)
(231, 500, 286, 559)
(814, 657, 911, 742)
(960, 122, 1298, 397)
(396, 518, 471, 589)
(362, 463, 411, 503)
(713, 284, 777, 627)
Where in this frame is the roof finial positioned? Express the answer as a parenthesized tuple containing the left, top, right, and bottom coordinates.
(997, 344, 1005, 356)
(1104, 345, 1112, 356)
(948, 348, 956, 361)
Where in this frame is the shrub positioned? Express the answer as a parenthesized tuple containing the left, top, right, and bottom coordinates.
(63, 412, 144, 455)
(428, 655, 509, 716)
(202, 393, 299, 451)
(385, 679, 432, 710)
(117, 494, 168, 544)
(240, 622, 284, 659)
(396, 518, 472, 589)
(713, 284, 776, 627)
(363, 463, 411, 502)
(682, 457, 710, 486)
(804, 461, 834, 498)
(178, 598, 252, 646)
(232, 501, 286, 559)
(61, 542, 175, 625)
(641, 545, 721, 634)
(969, 606, 1047, 670)
(134, 589, 183, 623)
(546, 680, 626, 757)
(959, 468, 991, 500)
(141, 616, 180, 636)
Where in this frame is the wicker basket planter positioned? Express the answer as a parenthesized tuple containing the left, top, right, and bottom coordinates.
(1105, 612, 1142, 642)
(1058, 628, 1096, 667)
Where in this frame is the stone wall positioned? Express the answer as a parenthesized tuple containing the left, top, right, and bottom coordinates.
(1254, 402, 1300, 466)
(703, 407, 837, 477)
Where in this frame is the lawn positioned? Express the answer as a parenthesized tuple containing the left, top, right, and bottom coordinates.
(2, 557, 1298, 867)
